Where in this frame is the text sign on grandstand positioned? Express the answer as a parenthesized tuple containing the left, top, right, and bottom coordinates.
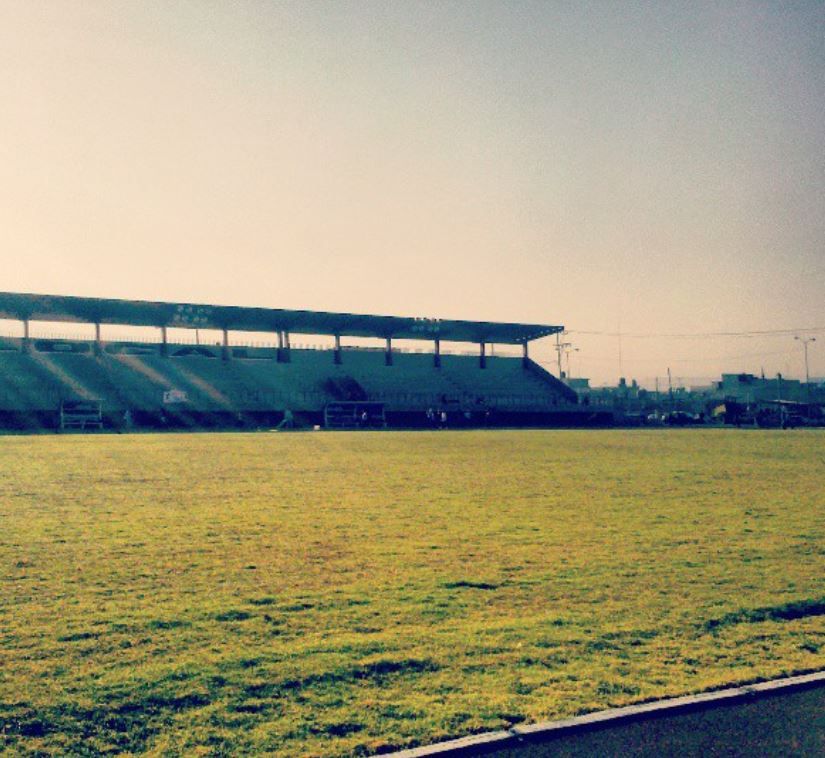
(163, 389, 188, 404)
(410, 318, 442, 335)
(171, 304, 212, 327)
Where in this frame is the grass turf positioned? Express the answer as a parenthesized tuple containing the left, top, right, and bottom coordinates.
(0, 429, 823, 755)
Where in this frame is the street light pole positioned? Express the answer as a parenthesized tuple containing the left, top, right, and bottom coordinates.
(795, 335, 816, 407)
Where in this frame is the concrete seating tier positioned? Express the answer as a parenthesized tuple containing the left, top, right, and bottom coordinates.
(0, 344, 571, 418)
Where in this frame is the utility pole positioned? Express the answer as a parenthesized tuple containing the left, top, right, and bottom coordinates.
(564, 346, 579, 380)
(555, 331, 572, 379)
(777, 373, 785, 428)
(667, 367, 673, 411)
(795, 335, 816, 407)
(555, 332, 562, 377)
(618, 330, 623, 381)
(655, 376, 660, 415)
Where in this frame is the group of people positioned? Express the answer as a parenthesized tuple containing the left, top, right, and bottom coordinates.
(426, 407, 449, 429)
(426, 406, 495, 429)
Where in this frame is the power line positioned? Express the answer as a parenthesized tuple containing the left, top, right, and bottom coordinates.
(571, 347, 798, 366)
(568, 326, 825, 339)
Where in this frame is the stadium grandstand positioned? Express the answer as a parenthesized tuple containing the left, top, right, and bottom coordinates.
(0, 292, 609, 431)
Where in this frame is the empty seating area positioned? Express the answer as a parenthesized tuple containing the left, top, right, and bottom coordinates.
(440, 355, 565, 409)
(0, 353, 63, 411)
(0, 340, 578, 429)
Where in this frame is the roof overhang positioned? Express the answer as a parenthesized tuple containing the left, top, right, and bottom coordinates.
(0, 292, 562, 345)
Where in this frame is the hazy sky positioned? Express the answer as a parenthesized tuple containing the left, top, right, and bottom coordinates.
(2, 1, 823, 383)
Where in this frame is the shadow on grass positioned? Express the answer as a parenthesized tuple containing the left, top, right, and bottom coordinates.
(704, 597, 825, 634)
(244, 657, 440, 700)
(442, 580, 499, 590)
(0, 657, 440, 754)
(2, 691, 210, 751)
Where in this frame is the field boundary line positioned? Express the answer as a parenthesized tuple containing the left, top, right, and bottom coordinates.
(389, 670, 825, 756)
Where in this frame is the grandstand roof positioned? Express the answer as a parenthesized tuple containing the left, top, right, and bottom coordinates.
(0, 292, 562, 344)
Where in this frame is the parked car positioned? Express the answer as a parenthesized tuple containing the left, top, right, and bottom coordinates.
(664, 411, 702, 426)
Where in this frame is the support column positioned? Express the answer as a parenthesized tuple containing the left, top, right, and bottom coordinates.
(385, 337, 393, 366)
(222, 328, 230, 361)
(334, 335, 342, 365)
(160, 325, 168, 357)
(283, 331, 291, 363)
(479, 341, 486, 369)
(21, 318, 30, 353)
(522, 341, 529, 368)
(434, 338, 441, 368)
(94, 323, 102, 356)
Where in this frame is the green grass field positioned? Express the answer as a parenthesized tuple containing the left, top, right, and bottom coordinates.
(1, 430, 823, 756)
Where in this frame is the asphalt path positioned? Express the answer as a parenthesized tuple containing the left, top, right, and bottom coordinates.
(394, 672, 824, 757)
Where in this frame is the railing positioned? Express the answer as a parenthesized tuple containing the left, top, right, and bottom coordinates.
(0, 333, 514, 358)
(60, 400, 103, 431)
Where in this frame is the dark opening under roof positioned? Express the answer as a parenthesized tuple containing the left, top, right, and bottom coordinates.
(0, 292, 562, 344)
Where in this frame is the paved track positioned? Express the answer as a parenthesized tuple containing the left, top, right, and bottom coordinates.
(395, 672, 824, 757)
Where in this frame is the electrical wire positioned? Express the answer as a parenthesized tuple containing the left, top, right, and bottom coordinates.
(570, 348, 799, 366)
(567, 326, 825, 339)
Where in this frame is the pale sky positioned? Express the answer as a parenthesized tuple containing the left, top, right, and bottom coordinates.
(2, 1, 823, 384)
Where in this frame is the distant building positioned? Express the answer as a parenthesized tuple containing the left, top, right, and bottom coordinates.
(715, 373, 805, 404)
(567, 371, 823, 424)
(567, 378, 590, 392)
